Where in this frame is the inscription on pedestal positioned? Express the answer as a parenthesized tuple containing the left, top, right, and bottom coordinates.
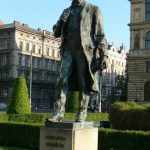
(45, 135, 65, 148)
(40, 127, 73, 150)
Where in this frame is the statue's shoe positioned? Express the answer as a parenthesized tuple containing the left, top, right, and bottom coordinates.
(75, 118, 85, 122)
(46, 116, 63, 122)
(75, 111, 86, 122)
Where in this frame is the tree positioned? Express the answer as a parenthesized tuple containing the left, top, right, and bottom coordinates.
(66, 91, 79, 113)
(115, 75, 127, 101)
(110, 75, 127, 103)
(7, 77, 31, 114)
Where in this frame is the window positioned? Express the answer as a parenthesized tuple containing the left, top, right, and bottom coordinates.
(145, 0, 150, 21)
(0, 56, 6, 66)
(32, 57, 37, 68)
(32, 44, 35, 53)
(6, 40, 11, 49)
(26, 43, 30, 52)
(46, 47, 49, 56)
(19, 56, 22, 66)
(37, 58, 41, 68)
(145, 32, 150, 49)
(52, 49, 55, 57)
(0, 41, 5, 49)
(51, 61, 54, 71)
(49, 61, 53, 70)
(38, 46, 41, 54)
(19, 41, 23, 50)
(57, 62, 60, 72)
(45, 59, 48, 69)
(146, 61, 150, 72)
(6, 55, 10, 65)
(55, 50, 60, 58)
(25, 56, 29, 66)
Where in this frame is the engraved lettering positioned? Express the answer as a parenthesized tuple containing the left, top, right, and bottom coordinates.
(45, 135, 66, 141)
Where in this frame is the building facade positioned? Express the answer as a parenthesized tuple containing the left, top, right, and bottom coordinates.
(102, 43, 127, 109)
(0, 21, 61, 110)
(128, 0, 150, 102)
(103, 43, 127, 98)
(90, 43, 127, 112)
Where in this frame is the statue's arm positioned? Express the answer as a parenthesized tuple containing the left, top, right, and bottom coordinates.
(93, 6, 108, 70)
(53, 8, 70, 38)
(93, 6, 107, 52)
(53, 19, 62, 38)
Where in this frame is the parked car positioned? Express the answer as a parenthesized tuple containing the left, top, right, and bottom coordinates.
(0, 103, 7, 109)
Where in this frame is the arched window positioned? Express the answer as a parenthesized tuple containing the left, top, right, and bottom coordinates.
(145, 0, 150, 21)
(145, 32, 150, 49)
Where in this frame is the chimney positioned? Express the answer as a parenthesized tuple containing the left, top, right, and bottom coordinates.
(120, 43, 125, 50)
(14, 21, 20, 25)
(22, 23, 29, 28)
(38, 28, 41, 31)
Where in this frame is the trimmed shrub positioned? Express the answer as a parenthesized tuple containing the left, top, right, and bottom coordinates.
(0, 114, 50, 124)
(0, 114, 8, 122)
(109, 101, 150, 130)
(98, 129, 150, 150)
(64, 113, 108, 123)
(0, 122, 42, 149)
(0, 113, 108, 124)
(66, 91, 79, 113)
(7, 77, 31, 114)
(7, 114, 48, 124)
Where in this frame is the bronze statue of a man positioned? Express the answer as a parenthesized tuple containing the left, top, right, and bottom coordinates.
(48, 0, 108, 122)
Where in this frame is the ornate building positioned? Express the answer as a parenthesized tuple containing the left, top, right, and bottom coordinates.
(0, 21, 61, 110)
(128, 0, 150, 102)
(90, 43, 127, 112)
(103, 43, 127, 99)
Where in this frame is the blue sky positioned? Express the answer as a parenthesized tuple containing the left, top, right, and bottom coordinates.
(0, 0, 130, 49)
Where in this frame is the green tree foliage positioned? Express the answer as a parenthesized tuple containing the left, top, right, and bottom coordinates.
(115, 75, 127, 101)
(110, 75, 127, 103)
(7, 77, 31, 114)
(66, 91, 79, 113)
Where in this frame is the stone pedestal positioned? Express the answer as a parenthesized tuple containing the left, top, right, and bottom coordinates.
(40, 121, 98, 150)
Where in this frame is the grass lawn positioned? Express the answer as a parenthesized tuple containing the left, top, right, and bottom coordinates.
(0, 147, 31, 150)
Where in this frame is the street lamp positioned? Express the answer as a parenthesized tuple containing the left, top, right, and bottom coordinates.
(29, 50, 32, 107)
(98, 71, 102, 112)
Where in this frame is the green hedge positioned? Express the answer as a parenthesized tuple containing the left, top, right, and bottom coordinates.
(0, 122, 150, 150)
(0, 114, 48, 124)
(0, 122, 42, 150)
(98, 129, 150, 150)
(64, 113, 108, 123)
(109, 101, 150, 131)
(0, 113, 108, 124)
(66, 91, 79, 113)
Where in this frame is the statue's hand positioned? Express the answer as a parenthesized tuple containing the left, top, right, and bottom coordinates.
(101, 56, 108, 70)
(95, 48, 101, 58)
(59, 13, 69, 24)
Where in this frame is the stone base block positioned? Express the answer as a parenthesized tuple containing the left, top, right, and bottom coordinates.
(40, 121, 98, 150)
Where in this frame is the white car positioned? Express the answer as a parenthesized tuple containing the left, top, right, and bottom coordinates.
(0, 103, 7, 109)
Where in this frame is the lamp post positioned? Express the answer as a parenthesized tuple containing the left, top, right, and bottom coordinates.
(29, 50, 32, 107)
(98, 71, 102, 112)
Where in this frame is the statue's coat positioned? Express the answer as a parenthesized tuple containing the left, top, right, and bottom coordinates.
(53, 2, 107, 92)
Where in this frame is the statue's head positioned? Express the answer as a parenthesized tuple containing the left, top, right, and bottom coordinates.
(71, 0, 85, 3)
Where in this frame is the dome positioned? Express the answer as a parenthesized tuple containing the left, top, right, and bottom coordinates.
(0, 20, 4, 25)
